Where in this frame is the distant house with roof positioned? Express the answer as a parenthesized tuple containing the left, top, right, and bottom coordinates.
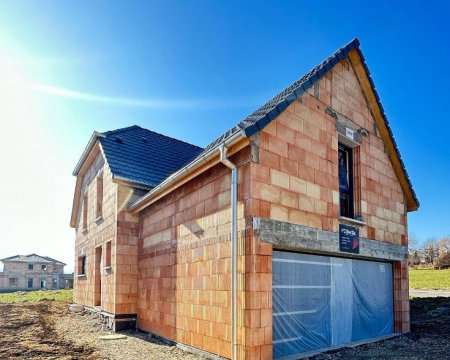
(70, 39, 418, 359)
(0, 254, 70, 291)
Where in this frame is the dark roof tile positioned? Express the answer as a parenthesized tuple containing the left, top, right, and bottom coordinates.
(99, 125, 203, 188)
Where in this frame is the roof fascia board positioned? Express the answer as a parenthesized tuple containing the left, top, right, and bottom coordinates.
(347, 49, 419, 211)
(70, 176, 83, 228)
(70, 141, 103, 228)
(129, 131, 247, 213)
(72, 131, 105, 176)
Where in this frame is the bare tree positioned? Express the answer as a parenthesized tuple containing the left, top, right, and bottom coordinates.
(409, 233, 419, 252)
(436, 237, 450, 269)
(421, 238, 439, 265)
(438, 237, 450, 254)
(408, 233, 421, 266)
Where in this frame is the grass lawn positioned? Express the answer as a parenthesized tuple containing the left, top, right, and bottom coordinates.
(0, 289, 73, 303)
(410, 269, 450, 290)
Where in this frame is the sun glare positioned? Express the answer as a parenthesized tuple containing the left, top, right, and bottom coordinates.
(0, 51, 36, 130)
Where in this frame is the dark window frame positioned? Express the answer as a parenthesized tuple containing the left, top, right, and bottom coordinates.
(27, 278, 33, 288)
(338, 144, 354, 218)
(82, 194, 88, 232)
(79, 255, 87, 276)
(28, 264, 33, 270)
(105, 240, 112, 268)
(96, 174, 104, 220)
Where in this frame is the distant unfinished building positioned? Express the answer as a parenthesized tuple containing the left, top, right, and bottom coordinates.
(71, 39, 418, 359)
(0, 254, 70, 291)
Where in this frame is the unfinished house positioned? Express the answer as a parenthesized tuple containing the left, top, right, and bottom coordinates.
(70, 39, 418, 360)
(0, 254, 67, 291)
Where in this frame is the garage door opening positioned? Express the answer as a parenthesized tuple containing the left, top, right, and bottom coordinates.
(273, 251, 394, 359)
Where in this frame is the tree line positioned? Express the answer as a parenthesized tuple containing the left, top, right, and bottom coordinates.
(409, 235, 450, 269)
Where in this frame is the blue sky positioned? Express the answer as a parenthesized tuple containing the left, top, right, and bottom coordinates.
(0, 1, 448, 271)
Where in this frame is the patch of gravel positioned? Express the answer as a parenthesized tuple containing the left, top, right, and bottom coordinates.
(54, 306, 204, 360)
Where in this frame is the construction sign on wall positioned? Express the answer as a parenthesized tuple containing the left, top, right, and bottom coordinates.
(339, 224, 359, 254)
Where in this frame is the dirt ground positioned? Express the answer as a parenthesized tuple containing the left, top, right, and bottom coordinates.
(0, 300, 99, 360)
(1, 297, 450, 359)
(0, 300, 201, 360)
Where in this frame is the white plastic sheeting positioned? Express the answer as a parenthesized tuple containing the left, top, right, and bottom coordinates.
(273, 251, 394, 359)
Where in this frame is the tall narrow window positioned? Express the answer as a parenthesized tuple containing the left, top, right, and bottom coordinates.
(96, 174, 103, 220)
(82, 194, 88, 231)
(105, 240, 112, 268)
(28, 278, 33, 288)
(78, 255, 87, 276)
(338, 144, 354, 218)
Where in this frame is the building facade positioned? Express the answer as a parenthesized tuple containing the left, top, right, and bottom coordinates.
(0, 254, 67, 291)
(71, 39, 418, 359)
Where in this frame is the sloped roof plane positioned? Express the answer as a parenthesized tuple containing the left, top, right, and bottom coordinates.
(98, 126, 204, 188)
(73, 125, 204, 188)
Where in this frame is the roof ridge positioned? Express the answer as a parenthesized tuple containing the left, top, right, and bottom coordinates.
(104, 124, 203, 150)
(0, 253, 63, 263)
(102, 125, 141, 136)
(135, 126, 204, 150)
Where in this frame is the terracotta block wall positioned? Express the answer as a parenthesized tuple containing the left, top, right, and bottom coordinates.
(115, 184, 140, 315)
(394, 260, 410, 333)
(251, 59, 407, 244)
(74, 153, 117, 313)
(137, 150, 252, 359)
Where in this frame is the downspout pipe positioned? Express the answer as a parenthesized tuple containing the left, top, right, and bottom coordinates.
(219, 144, 238, 360)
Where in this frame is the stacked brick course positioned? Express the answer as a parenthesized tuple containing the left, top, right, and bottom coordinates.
(137, 155, 248, 359)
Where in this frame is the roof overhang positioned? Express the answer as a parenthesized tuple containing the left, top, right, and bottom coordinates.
(70, 133, 155, 228)
(73, 131, 105, 176)
(346, 48, 419, 211)
(70, 140, 103, 228)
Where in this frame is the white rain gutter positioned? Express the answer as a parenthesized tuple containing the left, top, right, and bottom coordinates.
(128, 130, 245, 212)
(219, 144, 238, 360)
